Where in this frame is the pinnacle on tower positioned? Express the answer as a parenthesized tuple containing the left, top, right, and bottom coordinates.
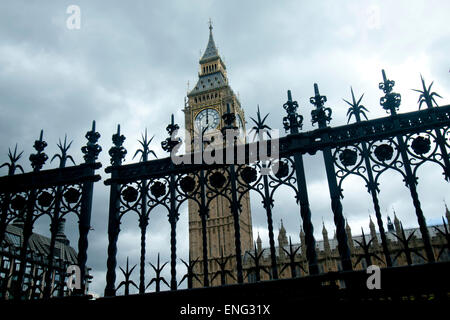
(322, 221, 328, 235)
(369, 215, 379, 246)
(322, 222, 331, 254)
(299, 224, 305, 237)
(200, 19, 220, 64)
(387, 215, 395, 232)
(392, 209, 403, 237)
(345, 219, 354, 251)
(393, 210, 401, 233)
(256, 232, 262, 252)
(345, 219, 351, 231)
(369, 215, 375, 228)
(278, 219, 288, 251)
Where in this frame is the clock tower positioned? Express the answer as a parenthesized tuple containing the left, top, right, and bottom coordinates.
(184, 22, 253, 286)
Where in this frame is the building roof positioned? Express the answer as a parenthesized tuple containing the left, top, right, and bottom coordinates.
(2, 224, 78, 265)
(200, 24, 220, 64)
(188, 71, 227, 96)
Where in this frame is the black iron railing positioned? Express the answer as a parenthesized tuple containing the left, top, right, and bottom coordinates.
(0, 70, 449, 303)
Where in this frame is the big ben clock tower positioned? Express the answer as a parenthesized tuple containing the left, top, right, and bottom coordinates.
(184, 22, 253, 286)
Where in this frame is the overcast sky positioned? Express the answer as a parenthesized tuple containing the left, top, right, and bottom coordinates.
(1, 0, 449, 297)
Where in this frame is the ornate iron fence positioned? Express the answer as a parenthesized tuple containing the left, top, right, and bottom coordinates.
(0, 70, 449, 302)
(103, 70, 450, 297)
(0, 122, 101, 300)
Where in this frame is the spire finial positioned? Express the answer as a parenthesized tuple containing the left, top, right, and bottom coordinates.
(208, 18, 213, 32)
(280, 219, 286, 231)
(322, 220, 327, 233)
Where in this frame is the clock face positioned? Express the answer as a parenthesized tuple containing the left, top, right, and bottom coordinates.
(195, 108, 220, 132)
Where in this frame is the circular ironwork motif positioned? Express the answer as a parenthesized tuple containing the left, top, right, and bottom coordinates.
(37, 191, 53, 207)
(241, 166, 257, 184)
(339, 149, 357, 167)
(374, 144, 394, 162)
(11, 195, 27, 211)
(150, 181, 166, 198)
(180, 176, 196, 193)
(411, 136, 431, 155)
(274, 161, 289, 179)
(64, 187, 80, 204)
(122, 186, 139, 202)
(209, 172, 226, 189)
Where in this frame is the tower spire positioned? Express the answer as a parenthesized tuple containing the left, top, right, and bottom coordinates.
(200, 20, 220, 64)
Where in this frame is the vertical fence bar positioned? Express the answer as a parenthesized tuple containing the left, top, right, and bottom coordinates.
(133, 129, 155, 294)
(161, 115, 181, 290)
(44, 137, 75, 297)
(78, 122, 101, 295)
(138, 182, 148, 294)
(379, 70, 435, 262)
(168, 173, 178, 290)
(222, 105, 244, 283)
(198, 127, 210, 287)
(43, 189, 62, 298)
(15, 191, 36, 298)
(310, 85, 352, 271)
(105, 124, 126, 297)
(366, 163, 392, 267)
(199, 169, 210, 287)
(283, 90, 319, 275)
(229, 163, 243, 283)
(249, 107, 279, 279)
(262, 172, 278, 279)
(15, 130, 48, 299)
(105, 179, 121, 297)
(396, 134, 434, 261)
(78, 176, 94, 294)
